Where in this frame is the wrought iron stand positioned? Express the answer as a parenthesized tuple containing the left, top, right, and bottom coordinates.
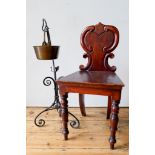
(34, 60, 80, 129)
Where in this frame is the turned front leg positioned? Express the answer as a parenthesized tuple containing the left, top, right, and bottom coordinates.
(109, 100, 120, 149)
(60, 93, 69, 140)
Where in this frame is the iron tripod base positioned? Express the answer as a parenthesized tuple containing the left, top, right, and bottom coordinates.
(34, 60, 80, 129)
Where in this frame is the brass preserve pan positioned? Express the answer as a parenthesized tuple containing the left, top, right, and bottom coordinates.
(34, 45, 59, 60)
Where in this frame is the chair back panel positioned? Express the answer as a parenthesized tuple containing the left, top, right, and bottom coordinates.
(80, 22, 119, 72)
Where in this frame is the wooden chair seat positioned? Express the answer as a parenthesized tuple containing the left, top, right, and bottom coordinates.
(58, 71, 124, 89)
(56, 22, 125, 149)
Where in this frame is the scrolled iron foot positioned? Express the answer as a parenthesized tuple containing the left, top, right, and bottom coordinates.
(35, 118, 45, 127)
(34, 106, 80, 128)
(34, 106, 56, 127)
(68, 111, 80, 129)
(58, 107, 80, 129)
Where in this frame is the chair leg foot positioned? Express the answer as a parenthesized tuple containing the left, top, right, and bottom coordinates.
(110, 143, 114, 150)
(64, 134, 68, 140)
(106, 115, 110, 119)
(82, 113, 86, 116)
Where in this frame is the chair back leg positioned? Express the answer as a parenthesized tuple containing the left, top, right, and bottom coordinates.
(79, 94, 86, 116)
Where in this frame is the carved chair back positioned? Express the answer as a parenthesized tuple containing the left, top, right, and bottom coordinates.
(80, 22, 119, 72)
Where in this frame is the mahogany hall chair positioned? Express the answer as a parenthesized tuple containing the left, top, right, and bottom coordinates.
(56, 22, 124, 149)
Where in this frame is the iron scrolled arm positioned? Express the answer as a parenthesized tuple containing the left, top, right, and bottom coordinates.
(43, 76, 57, 87)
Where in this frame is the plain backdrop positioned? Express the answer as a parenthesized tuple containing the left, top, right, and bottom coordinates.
(26, 0, 129, 107)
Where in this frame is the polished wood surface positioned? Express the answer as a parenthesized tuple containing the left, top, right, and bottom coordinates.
(56, 22, 124, 149)
(27, 107, 129, 155)
(58, 71, 124, 87)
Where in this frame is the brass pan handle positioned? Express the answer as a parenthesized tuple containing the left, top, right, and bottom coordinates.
(42, 18, 51, 46)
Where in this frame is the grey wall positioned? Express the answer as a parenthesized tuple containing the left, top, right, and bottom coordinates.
(26, 0, 129, 107)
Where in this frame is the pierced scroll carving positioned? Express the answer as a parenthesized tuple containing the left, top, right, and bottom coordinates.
(79, 22, 119, 72)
